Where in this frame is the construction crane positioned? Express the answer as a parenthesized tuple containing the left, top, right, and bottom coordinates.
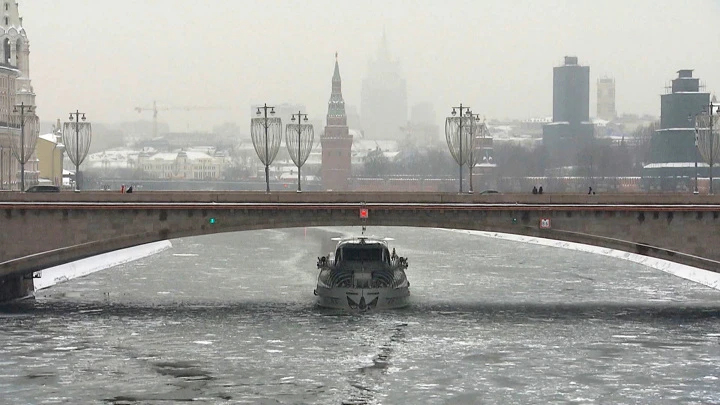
(134, 100, 219, 138)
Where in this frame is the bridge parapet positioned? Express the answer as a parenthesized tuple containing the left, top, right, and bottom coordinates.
(2, 191, 720, 205)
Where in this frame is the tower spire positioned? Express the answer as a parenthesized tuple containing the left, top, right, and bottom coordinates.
(328, 53, 346, 122)
(321, 51, 352, 191)
(333, 52, 341, 83)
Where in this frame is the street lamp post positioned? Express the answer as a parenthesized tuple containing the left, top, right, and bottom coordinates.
(286, 111, 315, 193)
(13, 102, 34, 191)
(708, 102, 719, 194)
(694, 102, 720, 194)
(446, 104, 472, 193)
(689, 113, 701, 194)
(291, 112, 307, 191)
(68, 111, 86, 191)
(258, 104, 274, 193)
(250, 104, 282, 193)
(468, 112, 481, 194)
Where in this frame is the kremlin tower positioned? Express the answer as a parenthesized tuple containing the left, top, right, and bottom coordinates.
(320, 53, 353, 191)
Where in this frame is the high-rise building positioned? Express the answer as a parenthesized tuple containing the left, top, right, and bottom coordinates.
(403, 102, 440, 145)
(321, 54, 352, 191)
(543, 56, 594, 169)
(0, 0, 36, 190)
(553, 56, 590, 125)
(597, 77, 617, 121)
(643, 69, 709, 189)
(360, 32, 407, 141)
(410, 102, 436, 126)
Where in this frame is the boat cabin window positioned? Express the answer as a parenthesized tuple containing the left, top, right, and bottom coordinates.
(338, 245, 384, 262)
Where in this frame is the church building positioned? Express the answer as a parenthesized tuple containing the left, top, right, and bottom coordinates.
(0, 0, 36, 190)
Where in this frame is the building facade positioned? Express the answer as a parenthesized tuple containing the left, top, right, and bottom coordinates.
(643, 69, 709, 190)
(321, 55, 352, 191)
(0, 67, 19, 189)
(553, 56, 590, 124)
(597, 77, 617, 121)
(0, 0, 35, 190)
(137, 149, 229, 180)
(543, 56, 594, 170)
(360, 33, 407, 141)
(36, 133, 63, 185)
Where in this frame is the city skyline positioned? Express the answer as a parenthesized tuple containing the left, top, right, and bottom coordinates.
(18, 0, 720, 133)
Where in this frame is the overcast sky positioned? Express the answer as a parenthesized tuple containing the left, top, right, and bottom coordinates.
(19, 0, 720, 133)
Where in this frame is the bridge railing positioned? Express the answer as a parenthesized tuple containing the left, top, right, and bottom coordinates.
(2, 191, 720, 205)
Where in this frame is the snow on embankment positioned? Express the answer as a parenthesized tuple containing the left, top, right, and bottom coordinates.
(33, 241, 173, 290)
(444, 229, 720, 291)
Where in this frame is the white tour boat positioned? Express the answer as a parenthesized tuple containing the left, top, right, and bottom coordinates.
(314, 234, 410, 311)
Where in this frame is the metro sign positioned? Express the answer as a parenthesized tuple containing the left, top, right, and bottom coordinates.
(359, 208, 369, 219)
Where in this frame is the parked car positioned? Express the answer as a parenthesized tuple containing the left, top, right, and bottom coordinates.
(479, 189, 500, 195)
(25, 185, 60, 193)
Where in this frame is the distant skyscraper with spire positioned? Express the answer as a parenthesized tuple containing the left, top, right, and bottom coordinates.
(321, 53, 352, 191)
(361, 31, 407, 141)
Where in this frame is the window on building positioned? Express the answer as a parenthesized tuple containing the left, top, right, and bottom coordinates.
(4, 3, 7, 11)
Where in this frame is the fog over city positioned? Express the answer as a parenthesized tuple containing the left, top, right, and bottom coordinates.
(21, 0, 720, 132)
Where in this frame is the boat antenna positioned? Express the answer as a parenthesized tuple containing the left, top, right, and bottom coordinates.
(360, 201, 367, 235)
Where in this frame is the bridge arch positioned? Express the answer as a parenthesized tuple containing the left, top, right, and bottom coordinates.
(2, 192, 720, 300)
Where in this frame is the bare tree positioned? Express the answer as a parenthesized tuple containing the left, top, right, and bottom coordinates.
(630, 121, 659, 174)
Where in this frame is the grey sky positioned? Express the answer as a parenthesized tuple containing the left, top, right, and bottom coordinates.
(21, 0, 720, 133)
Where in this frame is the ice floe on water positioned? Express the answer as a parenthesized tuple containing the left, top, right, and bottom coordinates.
(444, 229, 720, 291)
(33, 241, 173, 291)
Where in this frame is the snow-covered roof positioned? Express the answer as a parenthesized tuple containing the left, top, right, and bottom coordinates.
(184, 151, 214, 160)
(39, 133, 58, 143)
(655, 128, 694, 132)
(147, 152, 176, 161)
(644, 162, 707, 169)
(353, 139, 399, 152)
(522, 117, 552, 123)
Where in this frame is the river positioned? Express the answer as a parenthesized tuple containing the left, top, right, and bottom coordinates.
(1, 226, 719, 404)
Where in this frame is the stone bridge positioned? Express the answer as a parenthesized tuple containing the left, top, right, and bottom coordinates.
(1, 191, 719, 300)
